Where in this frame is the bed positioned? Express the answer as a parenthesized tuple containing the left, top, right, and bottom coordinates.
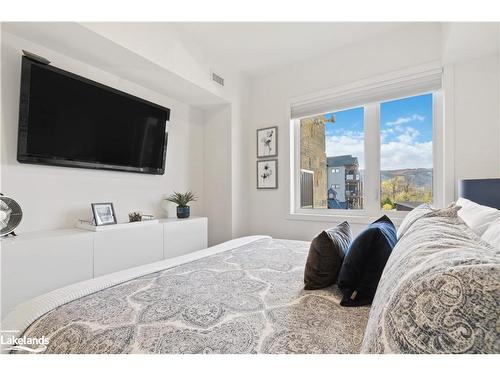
(2, 236, 370, 354)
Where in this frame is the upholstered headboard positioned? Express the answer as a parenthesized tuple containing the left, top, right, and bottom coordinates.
(459, 178, 500, 209)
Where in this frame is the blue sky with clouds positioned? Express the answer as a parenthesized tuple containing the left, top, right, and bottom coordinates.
(323, 93, 433, 170)
(380, 93, 432, 143)
(325, 107, 364, 136)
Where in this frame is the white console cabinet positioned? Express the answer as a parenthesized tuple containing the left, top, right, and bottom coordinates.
(1, 217, 207, 317)
(1, 229, 94, 317)
(93, 224, 164, 277)
(163, 217, 208, 258)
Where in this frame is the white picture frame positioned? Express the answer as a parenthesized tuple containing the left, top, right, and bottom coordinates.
(257, 159, 278, 189)
(257, 126, 278, 158)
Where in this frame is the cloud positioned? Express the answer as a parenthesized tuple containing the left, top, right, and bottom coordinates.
(385, 114, 425, 126)
(396, 127, 420, 144)
(326, 131, 365, 169)
(326, 128, 432, 171)
(381, 141, 432, 170)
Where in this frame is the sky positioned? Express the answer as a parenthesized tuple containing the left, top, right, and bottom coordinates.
(324, 93, 433, 170)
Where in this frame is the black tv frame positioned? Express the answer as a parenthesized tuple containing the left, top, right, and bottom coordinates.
(17, 55, 170, 175)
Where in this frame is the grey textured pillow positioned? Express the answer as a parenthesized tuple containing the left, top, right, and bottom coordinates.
(304, 221, 352, 290)
(396, 203, 432, 239)
(361, 206, 499, 354)
(397, 203, 460, 239)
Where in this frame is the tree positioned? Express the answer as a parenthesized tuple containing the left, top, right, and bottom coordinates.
(380, 174, 432, 207)
(382, 203, 393, 211)
(381, 196, 393, 210)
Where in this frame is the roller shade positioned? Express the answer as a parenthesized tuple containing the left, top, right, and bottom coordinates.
(290, 64, 442, 119)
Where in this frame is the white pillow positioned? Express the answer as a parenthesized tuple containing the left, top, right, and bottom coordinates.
(456, 197, 500, 237)
(481, 217, 500, 250)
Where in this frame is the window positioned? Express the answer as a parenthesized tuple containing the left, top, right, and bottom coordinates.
(380, 94, 433, 211)
(298, 107, 364, 210)
(292, 79, 443, 220)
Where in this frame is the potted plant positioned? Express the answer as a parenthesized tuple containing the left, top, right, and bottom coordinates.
(165, 191, 197, 219)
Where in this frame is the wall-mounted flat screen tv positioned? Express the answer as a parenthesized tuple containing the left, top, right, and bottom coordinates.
(17, 55, 170, 175)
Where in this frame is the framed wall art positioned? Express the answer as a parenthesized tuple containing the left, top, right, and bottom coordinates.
(257, 126, 278, 158)
(257, 159, 278, 189)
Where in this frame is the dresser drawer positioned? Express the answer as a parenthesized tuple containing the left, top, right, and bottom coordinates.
(163, 217, 208, 258)
(93, 224, 163, 277)
(1, 230, 93, 317)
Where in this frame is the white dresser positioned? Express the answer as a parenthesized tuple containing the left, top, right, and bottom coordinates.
(0, 229, 94, 318)
(93, 224, 164, 277)
(162, 217, 208, 258)
(0, 216, 208, 317)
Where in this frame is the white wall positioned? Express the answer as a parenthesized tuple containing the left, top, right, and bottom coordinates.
(81, 23, 227, 102)
(81, 22, 251, 243)
(0, 23, 251, 246)
(1, 31, 206, 233)
(203, 105, 232, 245)
(244, 23, 500, 241)
(3, 22, 499, 244)
(441, 22, 500, 186)
(452, 55, 500, 182)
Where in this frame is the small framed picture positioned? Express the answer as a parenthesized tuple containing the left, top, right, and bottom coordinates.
(91, 203, 117, 226)
(257, 126, 278, 158)
(257, 159, 278, 189)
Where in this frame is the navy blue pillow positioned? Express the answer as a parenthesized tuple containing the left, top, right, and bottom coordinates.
(337, 215, 397, 307)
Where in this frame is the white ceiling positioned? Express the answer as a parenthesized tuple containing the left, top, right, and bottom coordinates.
(3, 22, 227, 107)
(171, 22, 419, 76)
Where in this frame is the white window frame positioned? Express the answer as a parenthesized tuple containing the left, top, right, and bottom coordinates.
(288, 64, 446, 225)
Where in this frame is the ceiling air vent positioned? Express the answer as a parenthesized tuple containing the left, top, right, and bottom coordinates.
(212, 72, 224, 86)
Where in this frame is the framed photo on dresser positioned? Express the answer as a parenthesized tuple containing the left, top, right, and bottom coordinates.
(91, 203, 117, 226)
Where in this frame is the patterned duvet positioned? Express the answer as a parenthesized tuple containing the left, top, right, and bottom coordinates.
(17, 238, 370, 354)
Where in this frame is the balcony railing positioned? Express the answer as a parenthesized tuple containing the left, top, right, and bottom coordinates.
(346, 174, 360, 181)
(300, 169, 314, 208)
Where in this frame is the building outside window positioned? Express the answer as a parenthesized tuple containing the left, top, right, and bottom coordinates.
(299, 116, 327, 208)
(293, 83, 441, 217)
(299, 107, 365, 210)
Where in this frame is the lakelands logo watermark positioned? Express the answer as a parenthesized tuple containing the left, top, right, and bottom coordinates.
(1, 330, 49, 353)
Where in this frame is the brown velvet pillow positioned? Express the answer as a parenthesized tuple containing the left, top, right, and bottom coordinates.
(304, 221, 352, 290)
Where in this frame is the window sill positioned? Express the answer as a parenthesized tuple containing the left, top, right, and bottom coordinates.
(286, 212, 404, 226)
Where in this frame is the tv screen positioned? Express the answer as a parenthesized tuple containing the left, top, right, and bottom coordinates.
(17, 56, 170, 175)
